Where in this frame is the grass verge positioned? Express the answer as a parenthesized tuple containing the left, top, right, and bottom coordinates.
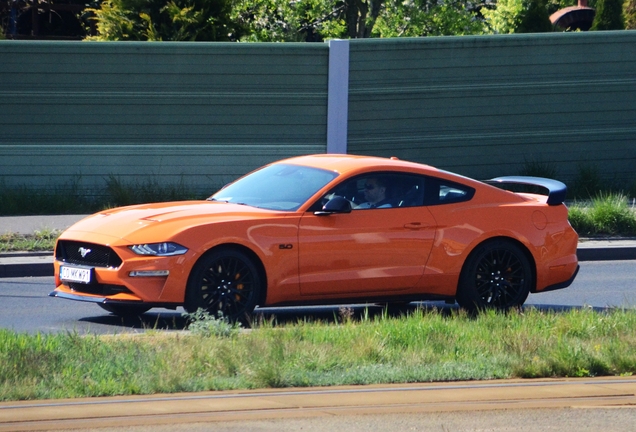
(1, 308, 635, 402)
(568, 193, 636, 236)
(0, 229, 60, 253)
(0, 177, 205, 217)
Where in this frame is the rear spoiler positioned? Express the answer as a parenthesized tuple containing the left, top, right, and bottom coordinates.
(485, 176, 567, 206)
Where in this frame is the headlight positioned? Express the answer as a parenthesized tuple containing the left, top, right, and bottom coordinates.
(129, 242, 188, 256)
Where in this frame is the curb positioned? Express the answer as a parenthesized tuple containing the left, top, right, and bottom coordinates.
(577, 247, 636, 261)
(0, 253, 53, 278)
(1, 245, 635, 278)
(0, 262, 54, 278)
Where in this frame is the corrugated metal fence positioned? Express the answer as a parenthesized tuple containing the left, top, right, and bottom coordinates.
(347, 32, 636, 182)
(1, 31, 635, 199)
(0, 41, 329, 196)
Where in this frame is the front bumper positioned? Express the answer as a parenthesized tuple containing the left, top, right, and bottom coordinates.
(49, 287, 180, 308)
(53, 245, 196, 305)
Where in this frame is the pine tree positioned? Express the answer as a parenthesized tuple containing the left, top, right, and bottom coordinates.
(591, 0, 625, 30)
(517, 0, 553, 32)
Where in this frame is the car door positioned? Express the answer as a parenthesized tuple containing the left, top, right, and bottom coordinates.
(298, 172, 437, 296)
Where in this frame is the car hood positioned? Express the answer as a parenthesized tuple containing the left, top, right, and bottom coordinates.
(62, 201, 285, 243)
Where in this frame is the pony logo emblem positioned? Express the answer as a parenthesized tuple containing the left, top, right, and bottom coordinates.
(78, 247, 92, 258)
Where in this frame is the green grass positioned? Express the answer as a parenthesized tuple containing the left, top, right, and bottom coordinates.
(0, 177, 206, 217)
(103, 175, 201, 208)
(1, 308, 635, 401)
(0, 229, 60, 253)
(568, 193, 636, 236)
(0, 180, 95, 216)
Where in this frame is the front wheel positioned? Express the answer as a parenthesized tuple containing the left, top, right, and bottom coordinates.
(185, 248, 262, 324)
(456, 239, 533, 312)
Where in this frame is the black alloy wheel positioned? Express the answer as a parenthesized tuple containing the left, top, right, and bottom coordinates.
(456, 239, 533, 312)
(185, 248, 262, 324)
(98, 303, 151, 317)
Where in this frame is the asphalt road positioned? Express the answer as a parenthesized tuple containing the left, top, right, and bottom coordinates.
(0, 260, 634, 334)
(1, 262, 636, 431)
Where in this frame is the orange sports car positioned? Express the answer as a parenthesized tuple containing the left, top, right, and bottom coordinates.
(51, 154, 579, 321)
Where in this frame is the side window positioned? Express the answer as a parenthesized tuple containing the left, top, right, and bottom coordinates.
(424, 178, 475, 205)
(309, 172, 427, 211)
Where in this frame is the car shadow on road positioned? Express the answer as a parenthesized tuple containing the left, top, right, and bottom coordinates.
(77, 303, 453, 331)
(77, 302, 618, 332)
(524, 304, 616, 313)
(254, 301, 458, 326)
(79, 310, 188, 331)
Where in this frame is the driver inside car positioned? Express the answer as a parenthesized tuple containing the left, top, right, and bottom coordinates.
(355, 177, 392, 209)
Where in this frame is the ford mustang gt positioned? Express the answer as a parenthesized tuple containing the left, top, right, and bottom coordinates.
(50, 154, 579, 321)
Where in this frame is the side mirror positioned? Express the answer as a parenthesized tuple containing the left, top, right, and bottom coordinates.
(314, 196, 352, 216)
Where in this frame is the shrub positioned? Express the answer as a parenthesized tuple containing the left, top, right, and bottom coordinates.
(589, 193, 636, 235)
(569, 193, 636, 236)
(570, 165, 605, 200)
(567, 206, 596, 236)
(183, 309, 241, 338)
(517, 0, 553, 32)
(626, 0, 636, 29)
(520, 159, 559, 179)
(590, 0, 625, 29)
(87, 0, 238, 41)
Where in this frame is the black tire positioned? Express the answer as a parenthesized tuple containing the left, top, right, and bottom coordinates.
(98, 303, 151, 316)
(456, 239, 533, 312)
(185, 248, 262, 324)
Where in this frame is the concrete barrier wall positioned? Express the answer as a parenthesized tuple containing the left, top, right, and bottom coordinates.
(1, 32, 635, 198)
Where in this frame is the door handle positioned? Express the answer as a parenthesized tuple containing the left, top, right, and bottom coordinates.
(404, 222, 424, 230)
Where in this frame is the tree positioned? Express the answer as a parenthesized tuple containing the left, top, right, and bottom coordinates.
(231, 0, 346, 41)
(88, 0, 238, 41)
(232, 0, 485, 41)
(483, 0, 552, 33)
(230, 0, 387, 41)
(624, 0, 636, 29)
(482, 0, 524, 33)
(373, 0, 486, 37)
(590, 0, 624, 29)
(517, 0, 552, 32)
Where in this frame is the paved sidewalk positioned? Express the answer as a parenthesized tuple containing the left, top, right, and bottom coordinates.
(1, 215, 636, 278)
(0, 215, 86, 277)
(1, 377, 635, 431)
(0, 214, 88, 235)
(577, 237, 636, 260)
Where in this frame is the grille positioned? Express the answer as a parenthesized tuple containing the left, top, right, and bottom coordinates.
(56, 241, 123, 268)
(67, 283, 131, 296)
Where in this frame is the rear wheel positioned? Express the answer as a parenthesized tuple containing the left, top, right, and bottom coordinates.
(185, 248, 262, 324)
(98, 303, 151, 317)
(456, 239, 533, 312)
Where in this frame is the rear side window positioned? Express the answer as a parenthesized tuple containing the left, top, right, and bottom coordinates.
(424, 179, 475, 205)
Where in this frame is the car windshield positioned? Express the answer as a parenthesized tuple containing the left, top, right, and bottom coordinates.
(210, 163, 338, 211)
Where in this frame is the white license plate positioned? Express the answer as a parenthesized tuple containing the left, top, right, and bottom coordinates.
(60, 266, 93, 284)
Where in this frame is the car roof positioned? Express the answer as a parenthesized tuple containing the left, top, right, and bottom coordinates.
(273, 154, 530, 209)
(277, 154, 442, 177)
